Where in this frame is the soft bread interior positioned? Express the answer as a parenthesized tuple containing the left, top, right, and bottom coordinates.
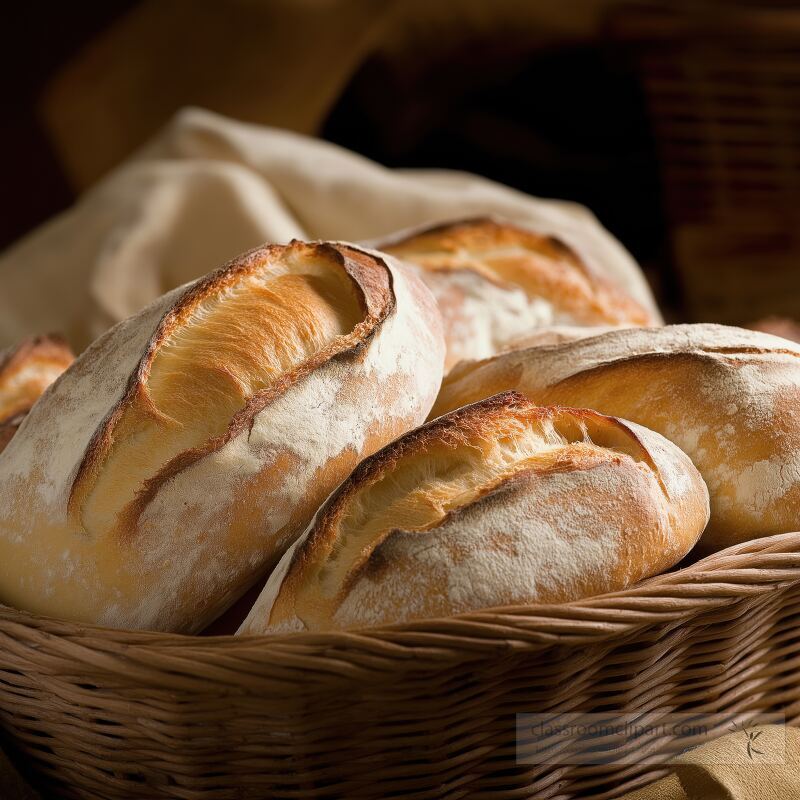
(77, 251, 365, 537)
(292, 404, 653, 627)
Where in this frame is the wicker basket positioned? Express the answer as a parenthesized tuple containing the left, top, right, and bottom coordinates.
(1, 531, 800, 800)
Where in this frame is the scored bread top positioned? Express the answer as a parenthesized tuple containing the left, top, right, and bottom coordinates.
(240, 391, 708, 633)
(433, 323, 800, 552)
(0, 240, 445, 631)
(380, 217, 658, 327)
(67, 241, 392, 542)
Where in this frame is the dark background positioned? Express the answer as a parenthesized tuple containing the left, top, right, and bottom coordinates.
(4, 1, 800, 324)
(2, 4, 138, 253)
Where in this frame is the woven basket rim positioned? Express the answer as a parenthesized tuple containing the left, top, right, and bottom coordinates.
(2, 531, 800, 663)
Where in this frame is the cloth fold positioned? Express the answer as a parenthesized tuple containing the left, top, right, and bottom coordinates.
(620, 725, 800, 800)
(0, 107, 658, 352)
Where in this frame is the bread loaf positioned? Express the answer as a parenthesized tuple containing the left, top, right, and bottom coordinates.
(0, 241, 445, 631)
(0, 335, 74, 453)
(502, 324, 629, 351)
(239, 392, 708, 633)
(375, 218, 660, 370)
(433, 324, 800, 552)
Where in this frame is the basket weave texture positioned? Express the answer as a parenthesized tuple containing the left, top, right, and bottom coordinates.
(1, 531, 799, 799)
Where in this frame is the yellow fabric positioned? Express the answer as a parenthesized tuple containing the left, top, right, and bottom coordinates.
(620, 726, 800, 800)
(675, 725, 800, 800)
(0, 108, 658, 352)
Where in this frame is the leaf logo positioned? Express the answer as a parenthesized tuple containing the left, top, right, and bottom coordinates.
(729, 722, 765, 759)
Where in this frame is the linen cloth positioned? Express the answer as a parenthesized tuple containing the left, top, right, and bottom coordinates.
(0, 107, 659, 352)
(619, 725, 800, 800)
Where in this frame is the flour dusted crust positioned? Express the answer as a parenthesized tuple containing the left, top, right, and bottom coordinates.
(239, 392, 708, 633)
(502, 324, 631, 351)
(374, 218, 659, 371)
(0, 241, 445, 632)
(0, 335, 74, 453)
(433, 324, 800, 552)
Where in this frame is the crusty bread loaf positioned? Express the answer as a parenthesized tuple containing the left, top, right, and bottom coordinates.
(433, 324, 800, 553)
(0, 335, 74, 453)
(501, 324, 630, 351)
(0, 241, 445, 632)
(374, 218, 660, 370)
(239, 392, 708, 634)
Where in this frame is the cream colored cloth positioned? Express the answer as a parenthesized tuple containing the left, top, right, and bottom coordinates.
(620, 725, 800, 800)
(0, 107, 658, 353)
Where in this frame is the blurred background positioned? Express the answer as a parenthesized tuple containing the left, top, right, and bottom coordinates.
(4, 0, 800, 327)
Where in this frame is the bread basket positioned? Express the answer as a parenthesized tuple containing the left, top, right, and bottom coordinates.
(0, 531, 798, 799)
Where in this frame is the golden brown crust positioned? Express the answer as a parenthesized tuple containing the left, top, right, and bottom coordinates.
(0, 334, 74, 446)
(282, 392, 527, 585)
(290, 394, 658, 575)
(432, 335, 800, 421)
(342, 447, 637, 602)
(275, 394, 536, 619)
(379, 217, 657, 328)
(0, 333, 69, 376)
(250, 391, 708, 633)
(0, 239, 445, 632)
(431, 323, 800, 552)
(68, 241, 394, 536)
